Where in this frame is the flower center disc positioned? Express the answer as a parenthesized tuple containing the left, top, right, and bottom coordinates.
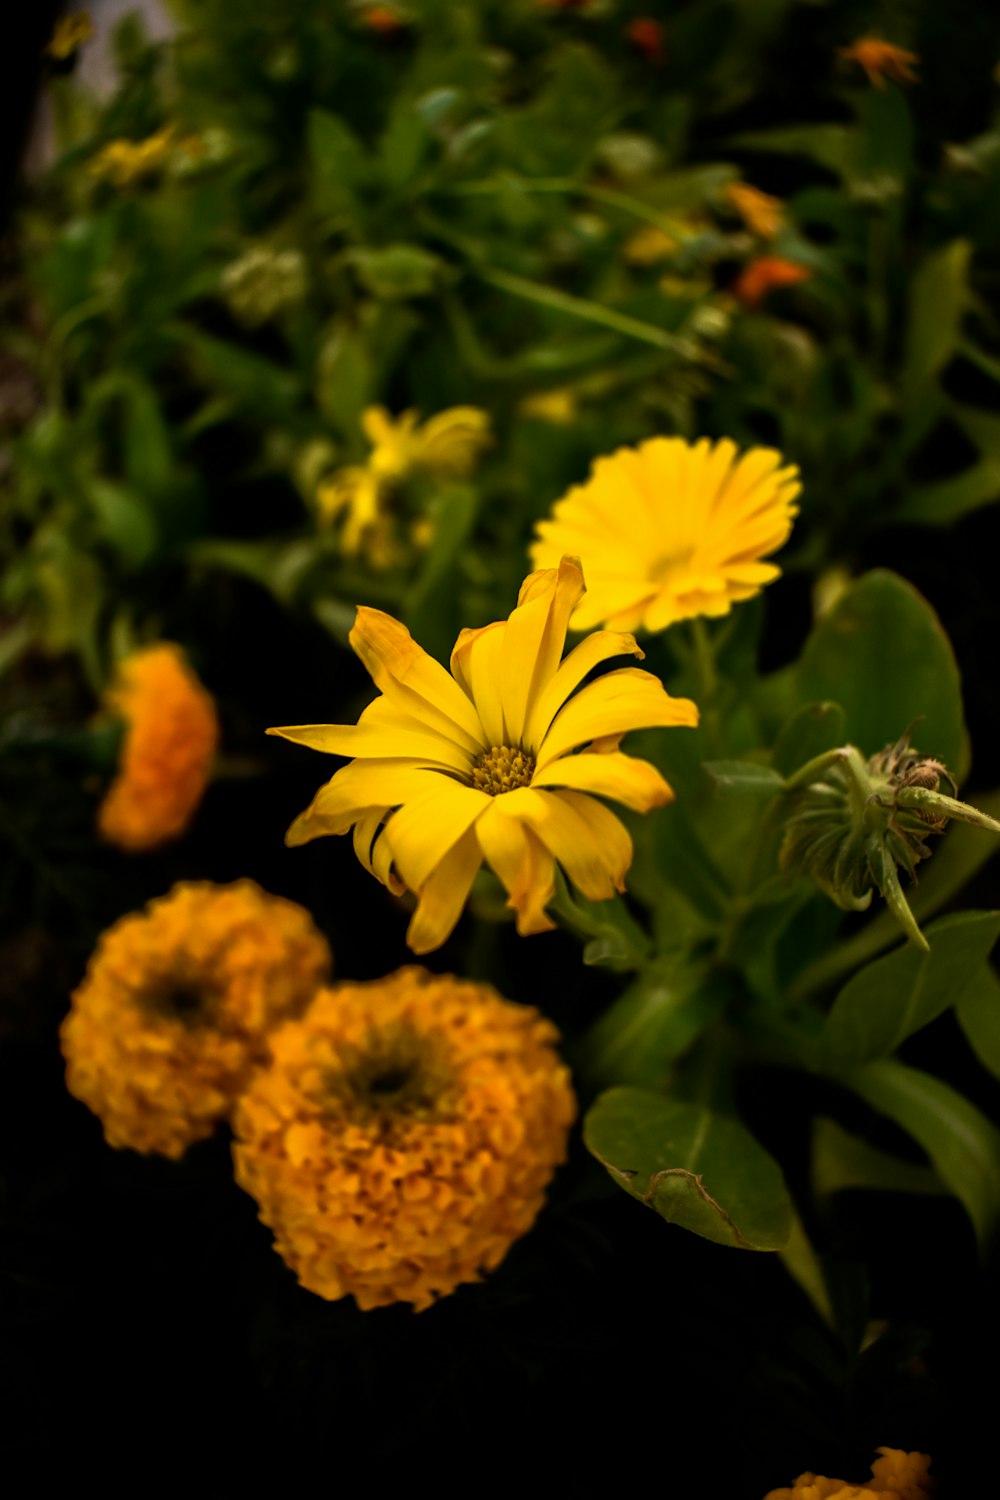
(472, 745, 536, 796)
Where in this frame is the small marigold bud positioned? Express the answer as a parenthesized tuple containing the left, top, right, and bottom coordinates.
(232, 968, 576, 1309)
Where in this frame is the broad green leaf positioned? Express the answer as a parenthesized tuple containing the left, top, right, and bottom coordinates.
(315, 322, 374, 432)
(957, 963, 1000, 1082)
(772, 701, 845, 777)
(576, 961, 727, 1088)
(702, 759, 785, 796)
(821, 911, 1000, 1065)
(796, 569, 968, 779)
(725, 124, 854, 178)
(308, 109, 368, 220)
(902, 240, 970, 398)
(584, 1087, 792, 1250)
(779, 1209, 835, 1327)
(844, 1058, 1000, 1252)
(86, 479, 159, 568)
(812, 1116, 945, 1201)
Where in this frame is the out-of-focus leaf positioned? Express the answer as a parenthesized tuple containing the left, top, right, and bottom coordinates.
(795, 569, 968, 779)
(404, 484, 478, 660)
(86, 479, 159, 567)
(821, 911, 1000, 1065)
(897, 458, 1000, 526)
(584, 1087, 792, 1250)
(812, 1116, 945, 1200)
(956, 963, 1000, 1082)
(175, 327, 300, 413)
(576, 960, 727, 1087)
(773, 702, 846, 777)
(189, 538, 318, 606)
(315, 322, 374, 432)
(309, 108, 369, 221)
(348, 244, 445, 301)
(843, 1058, 1000, 1253)
(779, 1209, 835, 1327)
(725, 124, 854, 178)
(902, 240, 970, 398)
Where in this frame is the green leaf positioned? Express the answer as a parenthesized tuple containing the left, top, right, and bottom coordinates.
(702, 759, 785, 795)
(897, 459, 1000, 527)
(583, 1087, 792, 1250)
(957, 963, 1000, 1082)
(315, 322, 374, 432)
(725, 124, 855, 178)
(796, 569, 968, 779)
(348, 245, 444, 301)
(812, 1116, 946, 1201)
(779, 1209, 836, 1328)
(403, 484, 479, 661)
(86, 479, 159, 568)
(902, 240, 971, 398)
(576, 961, 727, 1088)
(822, 910, 1000, 1065)
(176, 327, 300, 414)
(772, 701, 846, 777)
(843, 1058, 1000, 1252)
(308, 109, 369, 221)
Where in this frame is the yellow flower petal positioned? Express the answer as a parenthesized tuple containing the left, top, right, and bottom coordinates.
(285, 762, 439, 845)
(350, 608, 486, 752)
(508, 788, 632, 901)
(352, 811, 405, 894)
(524, 629, 645, 749)
(475, 799, 557, 935)
(536, 668, 698, 771)
(500, 556, 585, 748)
(533, 751, 672, 811)
(382, 780, 489, 891)
(449, 621, 508, 745)
(406, 830, 484, 954)
(267, 701, 472, 773)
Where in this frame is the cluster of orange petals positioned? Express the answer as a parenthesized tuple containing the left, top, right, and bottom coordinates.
(626, 18, 665, 64)
(731, 256, 812, 309)
(98, 643, 219, 852)
(839, 37, 919, 89)
(61, 881, 332, 1159)
(233, 967, 575, 1310)
(764, 1447, 934, 1500)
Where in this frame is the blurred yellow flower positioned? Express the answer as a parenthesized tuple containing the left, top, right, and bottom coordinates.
(98, 642, 219, 852)
(46, 10, 93, 59)
(90, 125, 177, 188)
(623, 224, 678, 265)
(764, 1446, 934, 1500)
(316, 404, 490, 560)
(269, 557, 697, 953)
(233, 966, 575, 1309)
(530, 438, 800, 633)
(61, 881, 332, 1159)
(725, 182, 784, 240)
(839, 37, 919, 88)
(519, 389, 579, 425)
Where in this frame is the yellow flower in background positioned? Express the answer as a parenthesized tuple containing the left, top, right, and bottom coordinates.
(530, 438, 801, 633)
(269, 557, 697, 954)
(316, 404, 491, 560)
(764, 1446, 934, 1500)
(98, 642, 219, 852)
(46, 10, 93, 59)
(839, 37, 920, 89)
(519, 389, 579, 425)
(90, 125, 177, 188)
(233, 966, 575, 1310)
(725, 181, 784, 240)
(623, 224, 678, 265)
(61, 881, 332, 1159)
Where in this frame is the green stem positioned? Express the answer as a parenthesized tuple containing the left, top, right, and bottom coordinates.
(447, 174, 684, 237)
(474, 265, 690, 353)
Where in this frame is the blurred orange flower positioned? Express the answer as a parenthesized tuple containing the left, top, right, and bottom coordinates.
(839, 37, 919, 88)
(731, 256, 811, 308)
(764, 1445, 934, 1500)
(626, 18, 665, 65)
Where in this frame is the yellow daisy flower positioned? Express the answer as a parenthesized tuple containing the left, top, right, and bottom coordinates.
(269, 557, 698, 954)
(90, 125, 177, 188)
(46, 10, 93, 60)
(61, 881, 332, 1159)
(530, 438, 801, 633)
(316, 404, 490, 560)
(232, 966, 575, 1310)
(98, 642, 219, 852)
(764, 1446, 934, 1500)
(724, 181, 784, 240)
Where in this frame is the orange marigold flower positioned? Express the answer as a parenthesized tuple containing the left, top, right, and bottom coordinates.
(61, 881, 332, 1159)
(725, 181, 784, 240)
(839, 37, 919, 89)
(626, 18, 665, 65)
(731, 255, 811, 308)
(232, 966, 575, 1310)
(360, 4, 407, 31)
(98, 643, 219, 852)
(764, 1447, 935, 1500)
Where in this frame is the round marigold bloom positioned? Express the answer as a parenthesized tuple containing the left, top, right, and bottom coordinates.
(731, 255, 812, 308)
(530, 439, 801, 633)
(764, 1447, 934, 1500)
(724, 181, 784, 240)
(61, 881, 332, 1158)
(98, 643, 219, 852)
(232, 967, 575, 1310)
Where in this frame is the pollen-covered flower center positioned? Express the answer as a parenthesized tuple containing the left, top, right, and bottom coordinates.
(471, 745, 536, 796)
